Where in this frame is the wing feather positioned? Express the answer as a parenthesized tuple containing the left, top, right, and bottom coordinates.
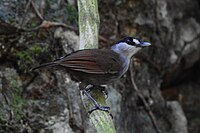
(56, 49, 122, 74)
(60, 60, 106, 74)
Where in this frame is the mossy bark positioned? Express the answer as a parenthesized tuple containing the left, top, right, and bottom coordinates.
(77, 0, 116, 132)
(78, 0, 99, 49)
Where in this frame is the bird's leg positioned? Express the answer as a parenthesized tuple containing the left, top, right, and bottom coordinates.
(79, 83, 110, 114)
(82, 89, 110, 114)
(84, 84, 93, 93)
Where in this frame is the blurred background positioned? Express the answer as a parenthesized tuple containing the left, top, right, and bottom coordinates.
(0, 0, 200, 133)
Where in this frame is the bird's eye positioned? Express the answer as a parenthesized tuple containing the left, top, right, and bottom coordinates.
(125, 39, 133, 45)
(127, 40, 132, 44)
(119, 37, 140, 45)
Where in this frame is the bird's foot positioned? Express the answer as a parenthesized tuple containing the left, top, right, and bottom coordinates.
(88, 105, 110, 114)
(88, 105, 113, 119)
(81, 89, 113, 118)
(80, 85, 112, 118)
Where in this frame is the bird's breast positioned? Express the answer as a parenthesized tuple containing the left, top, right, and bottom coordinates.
(118, 55, 130, 77)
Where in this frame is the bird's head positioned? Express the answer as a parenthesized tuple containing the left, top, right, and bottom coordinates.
(111, 37, 151, 58)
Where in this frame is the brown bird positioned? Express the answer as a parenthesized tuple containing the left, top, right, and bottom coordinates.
(32, 37, 151, 113)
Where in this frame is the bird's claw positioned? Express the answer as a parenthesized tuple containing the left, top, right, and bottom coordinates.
(81, 85, 113, 118)
(88, 105, 113, 118)
(88, 105, 110, 114)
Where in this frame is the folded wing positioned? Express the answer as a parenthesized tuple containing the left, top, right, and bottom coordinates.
(56, 49, 122, 75)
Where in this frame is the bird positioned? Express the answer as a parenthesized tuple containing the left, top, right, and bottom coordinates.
(32, 37, 151, 113)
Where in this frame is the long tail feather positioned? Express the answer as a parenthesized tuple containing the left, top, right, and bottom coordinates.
(31, 62, 57, 71)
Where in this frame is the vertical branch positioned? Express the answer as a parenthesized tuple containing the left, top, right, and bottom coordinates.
(78, 0, 99, 49)
(130, 60, 161, 133)
(77, 0, 116, 132)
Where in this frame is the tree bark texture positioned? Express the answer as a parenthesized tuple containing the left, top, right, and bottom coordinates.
(77, 0, 116, 132)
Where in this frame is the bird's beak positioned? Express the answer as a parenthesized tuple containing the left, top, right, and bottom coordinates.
(139, 41, 151, 47)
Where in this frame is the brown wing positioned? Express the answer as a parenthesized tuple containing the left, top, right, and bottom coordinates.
(55, 49, 122, 75)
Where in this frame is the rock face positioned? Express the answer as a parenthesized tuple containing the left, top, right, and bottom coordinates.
(1, 0, 200, 133)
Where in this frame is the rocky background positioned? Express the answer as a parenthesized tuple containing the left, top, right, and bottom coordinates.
(0, 0, 200, 133)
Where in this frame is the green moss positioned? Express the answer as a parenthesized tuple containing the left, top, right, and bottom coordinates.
(29, 45, 43, 56)
(0, 92, 25, 122)
(15, 44, 48, 72)
(15, 51, 33, 63)
(30, 21, 38, 28)
(0, 68, 25, 122)
(65, 4, 78, 24)
(12, 92, 25, 121)
(9, 69, 25, 121)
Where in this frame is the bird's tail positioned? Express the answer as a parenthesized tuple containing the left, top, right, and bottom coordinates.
(31, 62, 57, 71)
